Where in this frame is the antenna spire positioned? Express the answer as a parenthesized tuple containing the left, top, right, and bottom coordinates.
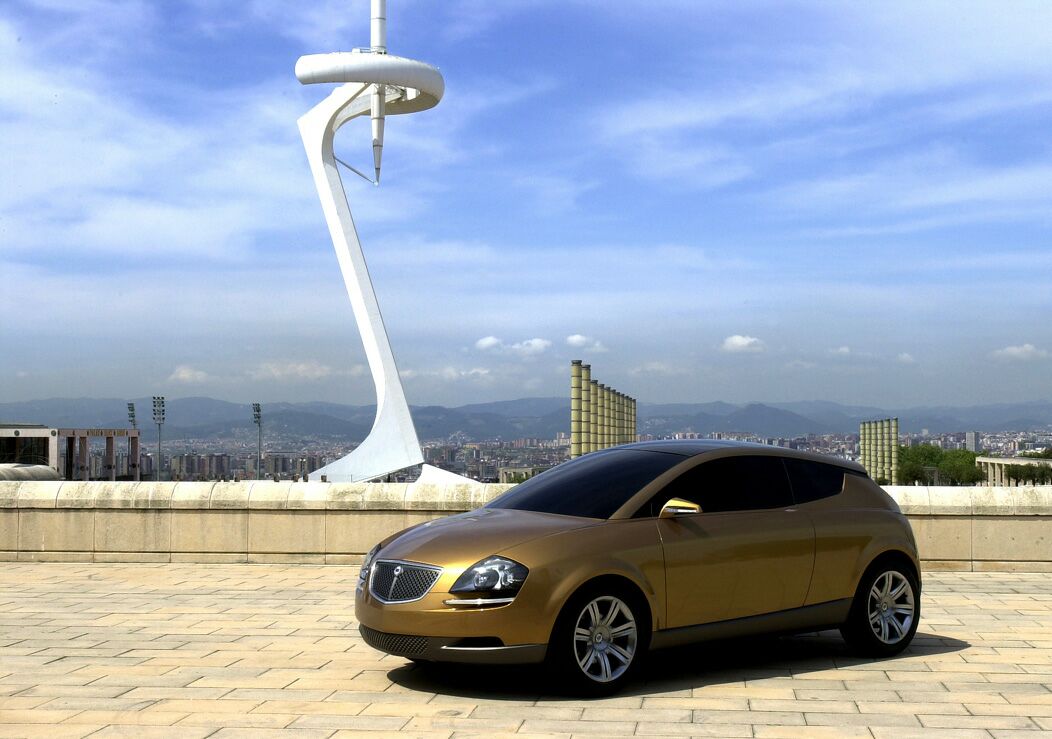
(371, 0, 386, 184)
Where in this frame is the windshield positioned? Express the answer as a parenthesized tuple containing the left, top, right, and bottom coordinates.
(486, 449, 685, 519)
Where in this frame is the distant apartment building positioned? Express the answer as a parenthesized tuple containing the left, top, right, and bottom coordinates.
(965, 431, 981, 453)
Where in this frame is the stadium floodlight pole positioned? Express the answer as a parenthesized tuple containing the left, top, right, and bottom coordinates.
(152, 396, 165, 481)
(295, 0, 447, 483)
(127, 402, 137, 429)
(252, 403, 262, 480)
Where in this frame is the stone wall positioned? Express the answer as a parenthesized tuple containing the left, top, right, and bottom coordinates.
(1, 481, 1050, 571)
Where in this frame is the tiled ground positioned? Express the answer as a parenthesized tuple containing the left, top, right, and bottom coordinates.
(0, 565, 1050, 738)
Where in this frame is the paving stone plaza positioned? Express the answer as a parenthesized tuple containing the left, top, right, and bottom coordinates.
(0, 564, 1050, 738)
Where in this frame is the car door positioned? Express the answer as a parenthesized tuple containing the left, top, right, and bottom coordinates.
(650, 455, 816, 628)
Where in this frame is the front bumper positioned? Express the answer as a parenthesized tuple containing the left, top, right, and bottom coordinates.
(359, 624, 546, 664)
(355, 562, 561, 664)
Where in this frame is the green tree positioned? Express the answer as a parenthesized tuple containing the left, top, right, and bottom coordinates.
(1004, 463, 1052, 485)
(937, 450, 982, 486)
(898, 444, 943, 485)
(1021, 448, 1052, 459)
(897, 445, 982, 486)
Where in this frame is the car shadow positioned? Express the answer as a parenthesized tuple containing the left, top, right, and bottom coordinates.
(385, 629, 971, 700)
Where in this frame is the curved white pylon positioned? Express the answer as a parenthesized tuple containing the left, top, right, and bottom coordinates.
(298, 47, 444, 483)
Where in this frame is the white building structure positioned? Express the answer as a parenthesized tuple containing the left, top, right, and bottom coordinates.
(298, 1, 465, 484)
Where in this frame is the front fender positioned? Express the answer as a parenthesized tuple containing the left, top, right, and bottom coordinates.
(501, 518, 666, 636)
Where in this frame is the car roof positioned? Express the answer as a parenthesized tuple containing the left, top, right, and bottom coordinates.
(618, 439, 866, 473)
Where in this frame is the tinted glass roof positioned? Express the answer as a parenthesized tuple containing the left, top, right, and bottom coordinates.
(619, 439, 776, 456)
(620, 439, 865, 473)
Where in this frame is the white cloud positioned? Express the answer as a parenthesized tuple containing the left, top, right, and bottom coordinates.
(565, 334, 608, 353)
(992, 344, 1048, 361)
(897, 353, 916, 364)
(629, 361, 687, 377)
(721, 335, 765, 353)
(510, 338, 552, 356)
(401, 366, 492, 382)
(168, 365, 210, 384)
(512, 174, 598, 214)
(830, 346, 852, 356)
(474, 336, 503, 351)
(249, 361, 335, 381)
(475, 336, 551, 357)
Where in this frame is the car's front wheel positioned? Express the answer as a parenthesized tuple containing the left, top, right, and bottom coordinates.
(549, 585, 647, 694)
(841, 562, 920, 656)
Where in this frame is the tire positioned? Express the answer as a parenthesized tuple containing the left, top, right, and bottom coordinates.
(547, 584, 648, 695)
(841, 561, 920, 657)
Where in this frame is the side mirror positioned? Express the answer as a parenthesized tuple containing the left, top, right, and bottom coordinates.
(659, 497, 701, 519)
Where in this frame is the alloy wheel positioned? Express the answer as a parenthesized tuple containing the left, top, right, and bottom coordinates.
(572, 595, 637, 683)
(867, 570, 915, 645)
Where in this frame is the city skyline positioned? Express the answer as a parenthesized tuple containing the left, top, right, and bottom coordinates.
(3, 1, 1052, 407)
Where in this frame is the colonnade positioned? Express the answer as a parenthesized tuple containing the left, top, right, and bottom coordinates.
(859, 418, 899, 484)
(570, 360, 636, 458)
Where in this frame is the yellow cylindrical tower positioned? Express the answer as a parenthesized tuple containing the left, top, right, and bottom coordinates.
(570, 361, 582, 458)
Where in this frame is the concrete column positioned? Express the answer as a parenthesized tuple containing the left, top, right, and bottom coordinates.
(48, 432, 59, 473)
(570, 360, 582, 459)
(858, 423, 866, 475)
(891, 417, 899, 484)
(620, 395, 626, 444)
(616, 392, 624, 445)
(858, 423, 865, 472)
(593, 383, 601, 450)
(105, 435, 116, 481)
(595, 385, 603, 450)
(875, 418, 883, 484)
(64, 435, 75, 480)
(862, 422, 870, 475)
(77, 434, 88, 481)
(986, 461, 994, 485)
(629, 397, 636, 442)
(581, 364, 592, 454)
(885, 419, 892, 482)
(129, 435, 141, 481)
(867, 421, 874, 476)
(598, 385, 606, 449)
(600, 385, 610, 449)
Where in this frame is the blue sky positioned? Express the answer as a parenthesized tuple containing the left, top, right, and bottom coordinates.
(2, 0, 1052, 407)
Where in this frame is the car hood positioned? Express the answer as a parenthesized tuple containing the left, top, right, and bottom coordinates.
(378, 507, 598, 566)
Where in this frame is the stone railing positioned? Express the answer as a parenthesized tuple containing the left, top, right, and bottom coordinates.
(0, 480, 510, 565)
(1, 481, 1050, 571)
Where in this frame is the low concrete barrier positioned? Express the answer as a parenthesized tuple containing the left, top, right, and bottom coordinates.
(1, 481, 1049, 570)
(885, 485, 1052, 572)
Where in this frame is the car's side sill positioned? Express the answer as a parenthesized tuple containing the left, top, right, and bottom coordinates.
(651, 598, 853, 650)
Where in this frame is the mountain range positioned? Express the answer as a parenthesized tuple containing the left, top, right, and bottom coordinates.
(2, 396, 1050, 444)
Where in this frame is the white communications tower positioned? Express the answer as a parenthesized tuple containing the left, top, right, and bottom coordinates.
(297, 1, 465, 484)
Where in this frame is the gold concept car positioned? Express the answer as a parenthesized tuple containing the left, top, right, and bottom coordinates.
(356, 440, 921, 692)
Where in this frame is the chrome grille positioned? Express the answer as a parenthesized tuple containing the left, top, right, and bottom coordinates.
(360, 625, 428, 656)
(369, 560, 441, 603)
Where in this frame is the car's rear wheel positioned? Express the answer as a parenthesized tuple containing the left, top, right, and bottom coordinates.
(841, 562, 919, 656)
(549, 585, 647, 695)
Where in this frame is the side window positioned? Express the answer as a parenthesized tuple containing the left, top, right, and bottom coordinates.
(784, 458, 845, 504)
(640, 455, 794, 516)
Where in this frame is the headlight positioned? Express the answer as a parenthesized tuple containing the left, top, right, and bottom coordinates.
(450, 556, 529, 596)
(359, 544, 380, 587)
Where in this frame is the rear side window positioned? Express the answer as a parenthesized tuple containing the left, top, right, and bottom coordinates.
(637, 455, 794, 517)
(783, 458, 846, 504)
(487, 449, 685, 519)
